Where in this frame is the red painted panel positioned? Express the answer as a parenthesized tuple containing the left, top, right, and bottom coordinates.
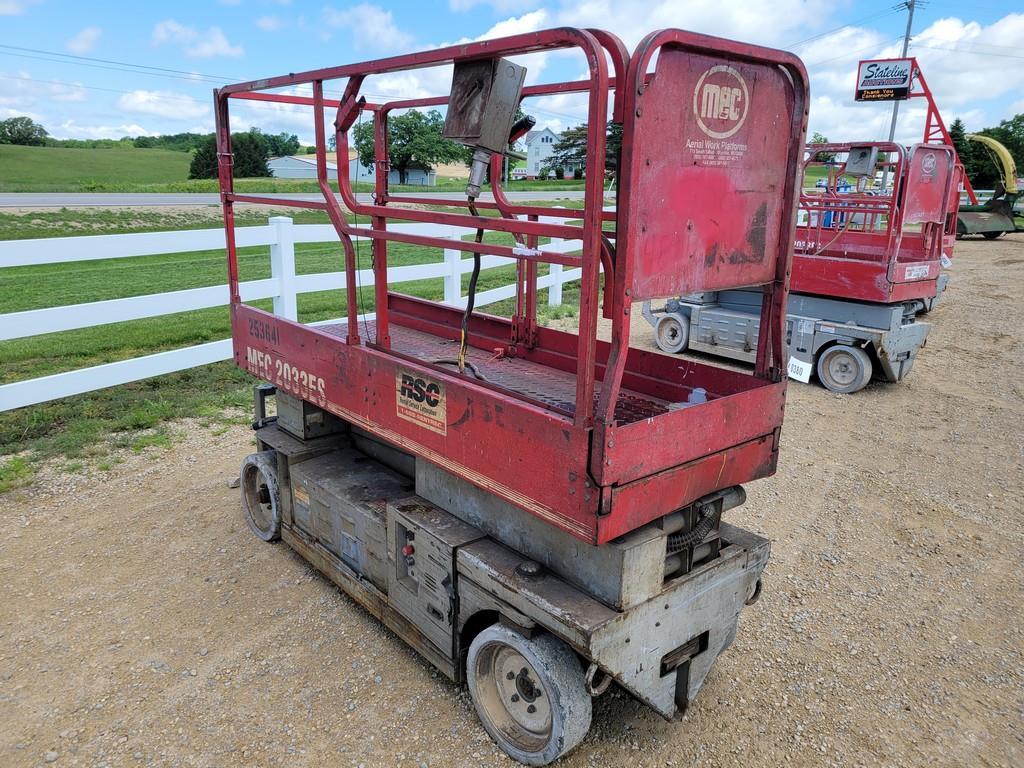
(903, 145, 955, 225)
(599, 381, 785, 486)
(628, 49, 796, 298)
(600, 436, 777, 543)
(232, 304, 603, 541)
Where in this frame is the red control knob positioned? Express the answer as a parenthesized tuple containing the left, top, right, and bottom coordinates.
(402, 544, 415, 557)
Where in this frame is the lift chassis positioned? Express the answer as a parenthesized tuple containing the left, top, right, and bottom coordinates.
(219, 25, 806, 765)
(245, 387, 767, 763)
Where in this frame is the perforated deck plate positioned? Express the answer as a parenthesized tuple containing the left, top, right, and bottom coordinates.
(319, 321, 670, 424)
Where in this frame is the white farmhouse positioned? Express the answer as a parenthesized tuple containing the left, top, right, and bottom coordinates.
(524, 128, 584, 179)
(524, 128, 559, 179)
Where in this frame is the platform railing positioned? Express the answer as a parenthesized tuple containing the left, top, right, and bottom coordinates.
(0, 217, 582, 412)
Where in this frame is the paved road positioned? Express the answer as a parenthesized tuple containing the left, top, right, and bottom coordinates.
(0, 191, 590, 208)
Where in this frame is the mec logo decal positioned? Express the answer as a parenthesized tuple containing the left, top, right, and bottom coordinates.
(396, 370, 447, 435)
(693, 64, 749, 140)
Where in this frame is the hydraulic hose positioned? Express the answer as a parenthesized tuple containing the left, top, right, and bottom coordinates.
(666, 502, 722, 555)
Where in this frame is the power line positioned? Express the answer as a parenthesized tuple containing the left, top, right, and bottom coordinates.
(803, 37, 904, 67)
(0, 73, 208, 104)
(784, 8, 902, 49)
(909, 43, 1024, 60)
(0, 43, 238, 83)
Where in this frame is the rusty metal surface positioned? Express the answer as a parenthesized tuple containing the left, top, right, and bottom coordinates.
(318, 320, 670, 424)
(624, 47, 798, 298)
(219, 27, 806, 544)
(281, 524, 458, 680)
(455, 523, 770, 718)
(792, 141, 957, 304)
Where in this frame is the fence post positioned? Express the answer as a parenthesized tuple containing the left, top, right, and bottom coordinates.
(548, 261, 563, 306)
(269, 216, 297, 320)
(443, 246, 461, 306)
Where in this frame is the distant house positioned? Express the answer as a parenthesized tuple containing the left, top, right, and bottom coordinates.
(268, 153, 437, 186)
(524, 129, 583, 179)
(524, 128, 558, 179)
(348, 150, 437, 186)
(267, 155, 337, 179)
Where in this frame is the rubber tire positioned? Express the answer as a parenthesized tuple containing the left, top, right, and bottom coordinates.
(467, 625, 591, 766)
(982, 231, 1004, 240)
(654, 312, 689, 354)
(240, 451, 281, 542)
(815, 345, 873, 394)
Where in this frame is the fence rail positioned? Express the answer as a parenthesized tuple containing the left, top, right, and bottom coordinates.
(0, 216, 582, 412)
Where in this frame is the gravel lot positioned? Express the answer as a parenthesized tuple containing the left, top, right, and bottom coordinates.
(1, 235, 1021, 768)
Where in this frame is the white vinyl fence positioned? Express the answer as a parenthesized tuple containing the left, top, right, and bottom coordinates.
(0, 217, 583, 412)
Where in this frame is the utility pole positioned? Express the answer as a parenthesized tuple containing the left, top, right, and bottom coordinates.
(886, 0, 918, 145)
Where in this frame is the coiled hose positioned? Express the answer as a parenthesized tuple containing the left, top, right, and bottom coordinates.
(666, 503, 722, 555)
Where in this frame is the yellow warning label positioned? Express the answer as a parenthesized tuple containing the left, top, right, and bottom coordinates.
(395, 369, 447, 436)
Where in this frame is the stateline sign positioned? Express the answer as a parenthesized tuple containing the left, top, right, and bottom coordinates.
(855, 58, 913, 102)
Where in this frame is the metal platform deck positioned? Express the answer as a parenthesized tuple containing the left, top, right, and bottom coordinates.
(318, 320, 676, 425)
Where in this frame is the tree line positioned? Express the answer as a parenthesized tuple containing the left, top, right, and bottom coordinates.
(949, 114, 1023, 190)
(11, 106, 1016, 188)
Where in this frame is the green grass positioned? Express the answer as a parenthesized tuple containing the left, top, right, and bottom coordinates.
(0, 144, 590, 193)
(0, 455, 34, 493)
(0, 204, 581, 472)
(0, 145, 191, 192)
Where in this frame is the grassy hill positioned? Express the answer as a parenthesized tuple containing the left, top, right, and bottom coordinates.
(0, 144, 191, 192)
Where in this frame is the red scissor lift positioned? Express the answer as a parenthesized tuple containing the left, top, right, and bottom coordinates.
(644, 139, 959, 393)
(793, 140, 958, 304)
(219, 28, 807, 764)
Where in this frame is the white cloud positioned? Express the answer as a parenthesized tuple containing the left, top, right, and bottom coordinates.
(118, 90, 210, 121)
(66, 26, 102, 54)
(323, 4, 412, 51)
(51, 120, 157, 140)
(476, 9, 547, 40)
(152, 19, 244, 58)
(256, 15, 283, 31)
(449, 0, 540, 11)
(902, 14, 1024, 109)
(554, 0, 831, 50)
(796, 12, 1024, 140)
(0, 0, 33, 15)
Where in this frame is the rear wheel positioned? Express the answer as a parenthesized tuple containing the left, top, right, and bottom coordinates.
(654, 313, 689, 354)
(467, 624, 591, 766)
(982, 231, 1004, 240)
(816, 345, 873, 394)
(240, 451, 281, 541)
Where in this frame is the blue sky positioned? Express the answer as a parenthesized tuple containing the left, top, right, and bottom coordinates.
(0, 1, 1020, 146)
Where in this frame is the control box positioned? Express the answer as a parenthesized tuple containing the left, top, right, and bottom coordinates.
(387, 498, 483, 657)
(443, 58, 526, 154)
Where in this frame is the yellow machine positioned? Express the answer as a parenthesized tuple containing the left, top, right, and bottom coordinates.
(957, 134, 1021, 240)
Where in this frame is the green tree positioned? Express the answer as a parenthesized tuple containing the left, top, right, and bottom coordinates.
(948, 118, 980, 183)
(549, 122, 624, 177)
(0, 116, 49, 146)
(549, 124, 587, 172)
(353, 109, 466, 184)
(264, 131, 300, 157)
(955, 113, 1024, 189)
(809, 131, 835, 163)
(189, 129, 270, 180)
(605, 122, 623, 173)
(189, 136, 218, 179)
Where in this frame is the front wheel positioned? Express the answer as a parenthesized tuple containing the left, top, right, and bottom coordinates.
(240, 451, 281, 541)
(816, 345, 873, 394)
(467, 625, 591, 766)
(654, 312, 689, 354)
